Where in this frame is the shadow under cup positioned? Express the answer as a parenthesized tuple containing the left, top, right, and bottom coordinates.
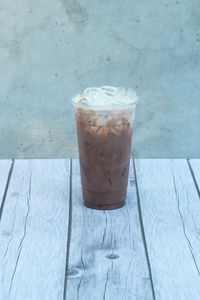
(73, 103, 136, 210)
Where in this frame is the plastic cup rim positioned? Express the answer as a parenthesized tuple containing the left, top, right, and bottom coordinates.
(71, 98, 138, 110)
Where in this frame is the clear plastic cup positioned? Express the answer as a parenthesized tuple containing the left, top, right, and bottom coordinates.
(73, 87, 137, 210)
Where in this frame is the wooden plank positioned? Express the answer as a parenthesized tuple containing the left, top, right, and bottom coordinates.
(189, 160, 200, 195)
(0, 159, 70, 300)
(66, 159, 153, 300)
(135, 159, 200, 300)
(0, 160, 13, 208)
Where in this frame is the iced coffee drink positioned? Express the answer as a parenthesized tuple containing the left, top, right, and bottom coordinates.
(73, 86, 137, 210)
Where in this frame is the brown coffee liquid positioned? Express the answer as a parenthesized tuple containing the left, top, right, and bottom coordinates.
(75, 107, 133, 210)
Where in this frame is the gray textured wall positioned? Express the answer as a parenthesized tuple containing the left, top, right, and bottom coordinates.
(0, 0, 199, 158)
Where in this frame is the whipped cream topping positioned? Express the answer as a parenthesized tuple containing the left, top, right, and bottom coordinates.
(73, 86, 137, 107)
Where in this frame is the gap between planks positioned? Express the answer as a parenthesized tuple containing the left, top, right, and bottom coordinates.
(187, 159, 200, 199)
(63, 158, 73, 300)
(133, 159, 156, 300)
(0, 160, 14, 222)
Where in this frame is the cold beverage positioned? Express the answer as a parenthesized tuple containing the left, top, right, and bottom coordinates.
(73, 86, 137, 210)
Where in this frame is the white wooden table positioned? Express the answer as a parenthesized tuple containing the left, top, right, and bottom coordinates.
(0, 159, 200, 300)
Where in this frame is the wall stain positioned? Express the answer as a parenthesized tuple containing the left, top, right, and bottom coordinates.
(61, 0, 88, 29)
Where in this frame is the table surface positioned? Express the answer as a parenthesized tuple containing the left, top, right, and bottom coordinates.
(0, 159, 200, 300)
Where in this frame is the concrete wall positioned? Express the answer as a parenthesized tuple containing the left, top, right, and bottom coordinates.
(0, 0, 199, 158)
